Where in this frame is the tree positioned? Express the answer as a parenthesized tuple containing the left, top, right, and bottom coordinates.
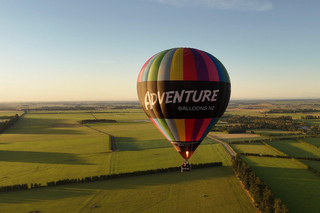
(261, 187, 275, 213)
(249, 176, 265, 206)
(274, 198, 290, 213)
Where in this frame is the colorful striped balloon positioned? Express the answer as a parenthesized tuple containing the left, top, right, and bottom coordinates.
(137, 47, 231, 160)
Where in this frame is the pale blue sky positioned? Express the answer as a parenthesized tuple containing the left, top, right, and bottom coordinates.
(0, 0, 319, 102)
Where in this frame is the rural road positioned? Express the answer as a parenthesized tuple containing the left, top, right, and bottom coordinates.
(208, 135, 236, 157)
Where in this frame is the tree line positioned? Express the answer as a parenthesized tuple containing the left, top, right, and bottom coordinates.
(227, 135, 315, 145)
(221, 115, 306, 132)
(23, 106, 105, 112)
(268, 109, 320, 113)
(0, 162, 222, 193)
(301, 115, 320, 119)
(237, 152, 320, 162)
(0, 114, 20, 133)
(80, 119, 117, 124)
(232, 155, 290, 213)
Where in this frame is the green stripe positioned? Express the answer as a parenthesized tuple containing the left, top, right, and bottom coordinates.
(158, 118, 175, 141)
(148, 50, 170, 81)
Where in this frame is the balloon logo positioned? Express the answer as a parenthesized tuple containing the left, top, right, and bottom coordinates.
(137, 47, 231, 163)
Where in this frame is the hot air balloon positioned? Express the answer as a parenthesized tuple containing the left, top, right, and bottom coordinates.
(137, 47, 231, 170)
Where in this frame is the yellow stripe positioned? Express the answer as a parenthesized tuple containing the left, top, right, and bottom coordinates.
(175, 119, 185, 141)
(170, 48, 184, 80)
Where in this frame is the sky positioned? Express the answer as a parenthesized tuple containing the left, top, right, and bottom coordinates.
(0, 0, 319, 102)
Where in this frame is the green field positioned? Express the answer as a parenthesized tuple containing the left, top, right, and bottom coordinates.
(0, 167, 256, 213)
(0, 111, 24, 123)
(215, 136, 267, 143)
(0, 110, 256, 212)
(300, 137, 320, 147)
(303, 118, 320, 125)
(2, 100, 320, 213)
(0, 111, 24, 116)
(242, 156, 320, 213)
(266, 140, 320, 158)
(0, 113, 113, 186)
(0, 111, 231, 187)
(301, 160, 320, 172)
(251, 129, 302, 136)
(230, 142, 283, 155)
(209, 131, 268, 143)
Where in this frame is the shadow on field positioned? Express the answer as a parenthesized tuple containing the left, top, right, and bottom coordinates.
(268, 140, 320, 158)
(241, 162, 320, 212)
(0, 150, 93, 165)
(6, 117, 84, 135)
(0, 166, 234, 204)
(0, 187, 96, 204)
(115, 137, 171, 151)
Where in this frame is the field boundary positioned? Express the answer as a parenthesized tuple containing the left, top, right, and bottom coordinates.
(208, 135, 236, 157)
(0, 162, 223, 193)
(82, 125, 116, 151)
(296, 138, 320, 150)
(261, 141, 288, 156)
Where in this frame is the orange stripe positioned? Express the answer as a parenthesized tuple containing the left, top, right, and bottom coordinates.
(174, 119, 185, 141)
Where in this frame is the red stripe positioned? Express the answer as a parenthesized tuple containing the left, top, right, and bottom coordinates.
(137, 55, 155, 82)
(137, 61, 148, 82)
(185, 119, 195, 141)
(199, 50, 219, 81)
(195, 118, 212, 141)
(183, 48, 197, 80)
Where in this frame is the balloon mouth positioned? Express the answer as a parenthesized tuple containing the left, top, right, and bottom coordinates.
(180, 151, 194, 159)
(170, 141, 202, 159)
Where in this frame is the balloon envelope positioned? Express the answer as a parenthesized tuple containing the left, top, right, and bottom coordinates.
(137, 47, 231, 159)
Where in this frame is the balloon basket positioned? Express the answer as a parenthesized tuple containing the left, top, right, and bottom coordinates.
(181, 159, 191, 172)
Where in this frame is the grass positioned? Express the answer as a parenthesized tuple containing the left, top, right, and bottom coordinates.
(0, 167, 256, 213)
(0, 111, 24, 116)
(111, 142, 232, 174)
(300, 137, 320, 147)
(225, 108, 267, 117)
(210, 131, 267, 143)
(266, 140, 320, 158)
(301, 160, 320, 172)
(89, 122, 167, 151)
(303, 118, 320, 125)
(0, 113, 112, 187)
(2, 101, 320, 212)
(0, 111, 231, 187)
(251, 129, 302, 135)
(242, 156, 320, 213)
(0, 109, 254, 213)
(230, 142, 283, 155)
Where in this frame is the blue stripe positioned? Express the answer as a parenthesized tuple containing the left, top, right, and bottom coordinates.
(165, 118, 180, 141)
(158, 48, 177, 81)
(200, 117, 219, 141)
(141, 53, 160, 82)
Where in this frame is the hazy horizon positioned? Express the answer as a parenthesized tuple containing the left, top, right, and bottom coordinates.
(1, 98, 320, 105)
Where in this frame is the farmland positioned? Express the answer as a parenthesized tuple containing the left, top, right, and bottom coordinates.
(1, 100, 320, 212)
(0, 103, 253, 213)
(0, 167, 255, 213)
(265, 140, 320, 158)
(242, 156, 320, 213)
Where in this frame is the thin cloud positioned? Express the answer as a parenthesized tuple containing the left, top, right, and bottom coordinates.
(154, 0, 273, 11)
